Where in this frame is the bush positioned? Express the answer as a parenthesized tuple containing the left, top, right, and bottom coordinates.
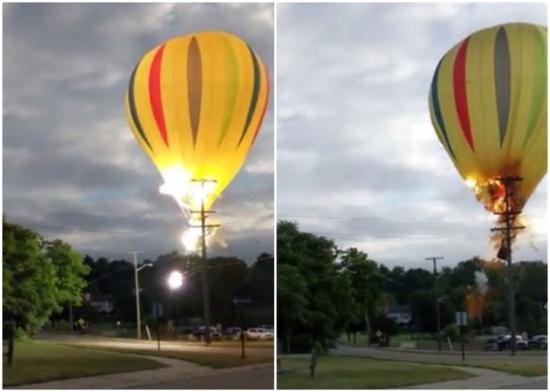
(443, 324, 460, 340)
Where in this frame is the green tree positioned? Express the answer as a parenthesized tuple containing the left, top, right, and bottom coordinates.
(45, 239, 90, 327)
(278, 264, 309, 352)
(339, 247, 382, 344)
(277, 220, 349, 351)
(3, 222, 58, 365)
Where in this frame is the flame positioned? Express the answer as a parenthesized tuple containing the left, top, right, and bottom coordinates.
(465, 176, 526, 260)
(465, 177, 507, 214)
(484, 258, 505, 270)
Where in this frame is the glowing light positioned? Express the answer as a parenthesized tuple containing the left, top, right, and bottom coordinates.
(181, 227, 201, 253)
(158, 167, 192, 204)
(167, 270, 184, 290)
(188, 180, 217, 206)
(465, 178, 477, 189)
(157, 167, 217, 212)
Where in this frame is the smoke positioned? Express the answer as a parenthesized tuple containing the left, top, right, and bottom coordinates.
(474, 270, 489, 295)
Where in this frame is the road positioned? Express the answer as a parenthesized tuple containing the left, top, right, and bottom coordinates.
(336, 343, 546, 363)
(39, 332, 272, 358)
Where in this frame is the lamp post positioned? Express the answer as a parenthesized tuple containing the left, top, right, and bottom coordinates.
(130, 250, 151, 340)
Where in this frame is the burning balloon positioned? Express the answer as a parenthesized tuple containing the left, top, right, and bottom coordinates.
(429, 23, 547, 255)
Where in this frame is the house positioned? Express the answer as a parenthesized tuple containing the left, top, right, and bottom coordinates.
(385, 305, 412, 325)
(89, 295, 114, 314)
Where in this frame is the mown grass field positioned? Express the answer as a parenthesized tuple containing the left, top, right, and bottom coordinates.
(3, 340, 165, 387)
(278, 355, 472, 389)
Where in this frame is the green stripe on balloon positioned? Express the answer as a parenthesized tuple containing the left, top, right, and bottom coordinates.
(238, 46, 261, 146)
(128, 65, 153, 151)
(523, 27, 547, 148)
(217, 35, 240, 147)
(430, 60, 457, 160)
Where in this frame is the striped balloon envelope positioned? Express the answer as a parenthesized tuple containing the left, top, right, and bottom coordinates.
(125, 31, 269, 212)
(429, 23, 547, 211)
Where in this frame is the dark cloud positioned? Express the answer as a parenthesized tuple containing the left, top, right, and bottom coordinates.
(277, 3, 547, 268)
(3, 3, 274, 263)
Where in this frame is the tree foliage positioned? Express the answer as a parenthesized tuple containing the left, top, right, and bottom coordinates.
(277, 220, 547, 353)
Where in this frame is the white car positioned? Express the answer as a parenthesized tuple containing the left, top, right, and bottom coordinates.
(246, 328, 273, 340)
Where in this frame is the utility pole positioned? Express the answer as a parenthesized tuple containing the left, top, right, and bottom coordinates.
(426, 256, 444, 352)
(490, 176, 524, 356)
(131, 250, 144, 340)
(191, 179, 219, 345)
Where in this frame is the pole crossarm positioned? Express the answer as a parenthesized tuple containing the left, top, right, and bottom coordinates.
(490, 226, 526, 232)
(190, 224, 221, 229)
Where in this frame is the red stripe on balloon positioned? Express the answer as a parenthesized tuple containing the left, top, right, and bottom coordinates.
(453, 38, 474, 151)
(249, 62, 269, 147)
(149, 44, 169, 147)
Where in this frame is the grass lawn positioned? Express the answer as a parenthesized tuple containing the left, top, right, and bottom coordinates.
(70, 343, 273, 369)
(474, 361, 547, 377)
(277, 355, 472, 389)
(355, 354, 547, 377)
(3, 340, 166, 387)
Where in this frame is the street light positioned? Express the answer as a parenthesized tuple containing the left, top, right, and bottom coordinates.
(426, 256, 444, 352)
(167, 270, 184, 290)
(131, 250, 152, 340)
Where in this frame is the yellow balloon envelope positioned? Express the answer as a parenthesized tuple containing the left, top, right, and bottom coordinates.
(125, 31, 269, 211)
(429, 23, 547, 211)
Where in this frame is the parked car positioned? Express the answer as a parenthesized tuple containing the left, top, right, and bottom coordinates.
(246, 328, 273, 340)
(224, 327, 242, 340)
(496, 335, 528, 350)
(258, 324, 274, 333)
(484, 337, 499, 351)
(528, 335, 547, 349)
(193, 326, 222, 340)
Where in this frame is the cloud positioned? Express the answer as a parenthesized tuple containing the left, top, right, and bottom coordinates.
(3, 3, 274, 263)
(277, 3, 547, 268)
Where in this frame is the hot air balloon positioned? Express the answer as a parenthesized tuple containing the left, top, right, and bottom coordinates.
(125, 31, 269, 345)
(429, 23, 547, 213)
(125, 31, 270, 213)
(429, 23, 546, 355)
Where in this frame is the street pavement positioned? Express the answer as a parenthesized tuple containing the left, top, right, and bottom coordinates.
(38, 332, 272, 358)
(335, 344, 547, 390)
(137, 363, 274, 389)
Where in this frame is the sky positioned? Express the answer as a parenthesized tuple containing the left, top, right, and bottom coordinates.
(3, 3, 274, 264)
(277, 2, 547, 269)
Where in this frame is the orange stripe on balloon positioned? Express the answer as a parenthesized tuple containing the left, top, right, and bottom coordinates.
(453, 38, 475, 151)
(149, 44, 169, 146)
(188, 37, 202, 146)
(249, 62, 270, 147)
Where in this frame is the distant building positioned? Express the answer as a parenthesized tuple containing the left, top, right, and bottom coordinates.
(89, 295, 114, 314)
(385, 305, 412, 325)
